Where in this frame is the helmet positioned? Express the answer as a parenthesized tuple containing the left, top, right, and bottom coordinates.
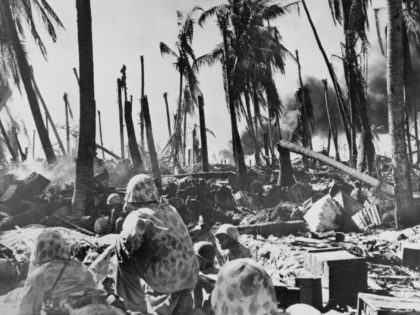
(107, 193, 122, 206)
(215, 224, 239, 242)
(194, 241, 216, 264)
(94, 216, 109, 235)
(211, 259, 278, 315)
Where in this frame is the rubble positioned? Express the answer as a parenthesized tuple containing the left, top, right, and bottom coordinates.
(0, 155, 419, 313)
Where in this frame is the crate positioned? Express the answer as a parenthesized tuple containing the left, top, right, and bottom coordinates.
(273, 281, 301, 310)
(304, 248, 367, 306)
(295, 277, 323, 310)
(400, 243, 420, 270)
(357, 293, 420, 315)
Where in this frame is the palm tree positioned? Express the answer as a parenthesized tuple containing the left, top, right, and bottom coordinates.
(328, 0, 376, 173)
(387, 0, 415, 227)
(197, 7, 248, 184)
(72, 0, 96, 217)
(197, 0, 289, 183)
(159, 11, 199, 169)
(0, 0, 63, 164)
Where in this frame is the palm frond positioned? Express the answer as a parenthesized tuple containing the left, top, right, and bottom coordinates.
(159, 42, 178, 58)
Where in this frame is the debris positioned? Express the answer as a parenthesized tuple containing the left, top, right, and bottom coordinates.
(1, 172, 50, 214)
(233, 190, 259, 210)
(303, 195, 343, 232)
(352, 203, 382, 230)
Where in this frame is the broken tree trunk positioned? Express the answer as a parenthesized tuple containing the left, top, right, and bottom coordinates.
(117, 79, 125, 159)
(164, 92, 172, 137)
(277, 143, 295, 188)
(140, 56, 145, 150)
(97, 110, 105, 160)
(198, 95, 209, 172)
(142, 95, 162, 190)
(278, 140, 394, 196)
(124, 98, 145, 172)
(64, 93, 70, 156)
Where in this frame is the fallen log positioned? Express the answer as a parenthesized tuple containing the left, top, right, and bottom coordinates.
(277, 140, 394, 196)
(237, 220, 307, 238)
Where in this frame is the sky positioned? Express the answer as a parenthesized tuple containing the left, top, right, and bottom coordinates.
(5, 0, 389, 163)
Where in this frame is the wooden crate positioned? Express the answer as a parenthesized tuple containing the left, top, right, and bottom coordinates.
(357, 293, 420, 315)
(305, 248, 367, 307)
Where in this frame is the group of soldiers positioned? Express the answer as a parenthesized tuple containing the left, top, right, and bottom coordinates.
(0, 174, 320, 315)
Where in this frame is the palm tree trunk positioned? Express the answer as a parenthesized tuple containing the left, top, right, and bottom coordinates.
(387, 0, 415, 227)
(296, 50, 310, 168)
(277, 143, 295, 188)
(140, 56, 145, 151)
(72, 0, 96, 217)
(31, 72, 67, 156)
(198, 95, 209, 172)
(117, 79, 125, 159)
(64, 93, 70, 155)
(322, 79, 340, 160)
(245, 90, 260, 166)
(0, 0, 56, 164)
(32, 129, 35, 159)
(164, 92, 172, 137)
(125, 99, 145, 172)
(301, 0, 351, 153)
(142, 96, 162, 190)
(173, 71, 183, 167)
(221, 20, 247, 186)
(183, 110, 187, 167)
(97, 110, 105, 160)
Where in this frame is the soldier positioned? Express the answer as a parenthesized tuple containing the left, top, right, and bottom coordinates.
(193, 241, 219, 313)
(114, 174, 199, 314)
(214, 224, 251, 264)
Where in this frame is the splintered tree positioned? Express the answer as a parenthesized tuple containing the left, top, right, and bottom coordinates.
(72, 0, 96, 216)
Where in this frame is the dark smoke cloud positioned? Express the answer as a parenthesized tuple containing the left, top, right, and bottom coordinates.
(280, 57, 393, 137)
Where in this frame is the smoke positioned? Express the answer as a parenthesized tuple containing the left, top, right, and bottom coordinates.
(280, 77, 342, 138)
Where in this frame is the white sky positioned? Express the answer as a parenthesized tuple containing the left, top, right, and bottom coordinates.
(6, 0, 388, 162)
